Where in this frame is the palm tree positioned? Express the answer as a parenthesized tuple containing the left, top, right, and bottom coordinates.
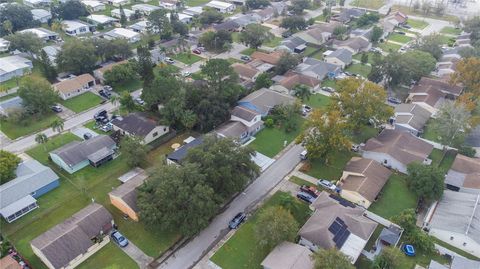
(35, 133, 49, 151)
(51, 119, 65, 141)
(110, 95, 121, 114)
(293, 84, 312, 101)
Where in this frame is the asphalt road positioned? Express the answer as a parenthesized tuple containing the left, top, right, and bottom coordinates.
(157, 144, 304, 269)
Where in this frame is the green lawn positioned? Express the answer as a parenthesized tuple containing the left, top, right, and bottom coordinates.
(440, 26, 462, 35)
(249, 115, 305, 157)
(289, 175, 315, 187)
(0, 113, 60, 139)
(378, 42, 402, 53)
(232, 32, 241, 43)
(388, 33, 413, 44)
(428, 149, 456, 172)
(210, 191, 312, 269)
(392, 5, 458, 22)
(345, 63, 372, 77)
(407, 18, 429, 29)
(364, 225, 385, 251)
(314, 14, 327, 22)
(353, 52, 382, 65)
(369, 174, 417, 219)
(350, 0, 385, 9)
(0, 77, 20, 92)
(305, 94, 330, 109)
(171, 52, 203, 65)
(321, 79, 338, 89)
(240, 48, 256, 56)
(422, 118, 440, 142)
(304, 151, 357, 182)
(350, 125, 380, 144)
(303, 46, 319, 56)
(112, 79, 142, 93)
(27, 133, 81, 164)
(0, 92, 18, 102)
(263, 36, 282, 47)
(77, 243, 139, 269)
(60, 92, 103, 113)
(184, 0, 210, 5)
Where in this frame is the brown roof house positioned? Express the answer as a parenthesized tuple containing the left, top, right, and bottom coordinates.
(407, 77, 463, 114)
(332, 36, 371, 54)
(231, 62, 262, 82)
(53, 74, 96, 100)
(215, 106, 263, 143)
(251, 51, 283, 65)
(279, 71, 321, 91)
(109, 171, 148, 221)
(30, 203, 114, 269)
(445, 154, 480, 193)
(393, 103, 432, 136)
(298, 192, 377, 263)
(93, 60, 128, 83)
(338, 157, 392, 208)
(111, 113, 169, 145)
(261, 241, 314, 269)
(293, 21, 341, 46)
(361, 129, 434, 174)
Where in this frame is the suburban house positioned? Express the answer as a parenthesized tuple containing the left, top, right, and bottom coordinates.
(0, 255, 22, 269)
(0, 96, 23, 116)
(50, 135, 117, 174)
(129, 20, 150, 33)
(392, 103, 432, 136)
(407, 77, 463, 114)
(0, 159, 59, 223)
(31, 9, 52, 23)
(0, 37, 10, 52)
(337, 157, 392, 208)
(93, 60, 128, 83)
(424, 190, 480, 258)
(277, 71, 321, 91)
(131, 4, 161, 15)
(237, 88, 296, 116)
(230, 13, 261, 28)
(213, 20, 241, 32)
(361, 129, 434, 174)
(232, 62, 261, 82)
(108, 0, 129, 6)
(42, 45, 62, 66)
(111, 113, 170, 145)
(278, 36, 307, 53)
(429, 256, 480, 269)
(31, 203, 114, 269)
(445, 154, 480, 193)
(62, 20, 94, 36)
(382, 11, 408, 34)
(435, 58, 459, 78)
(24, 0, 51, 7)
(109, 171, 147, 221)
(104, 28, 141, 43)
(333, 8, 366, 23)
(167, 137, 204, 165)
(295, 57, 340, 81)
(0, 55, 33, 83)
(418, 77, 463, 98)
(111, 8, 135, 20)
(324, 48, 353, 69)
(53, 74, 96, 100)
(82, 0, 106, 12)
(350, 27, 373, 39)
(261, 242, 314, 269)
(206, 0, 235, 13)
(251, 51, 283, 65)
(293, 21, 341, 46)
(298, 192, 378, 263)
(19, 27, 58, 41)
(215, 106, 263, 143)
(183, 6, 203, 16)
(332, 36, 371, 54)
(159, 0, 176, 9)
(87, 14, 118, 26)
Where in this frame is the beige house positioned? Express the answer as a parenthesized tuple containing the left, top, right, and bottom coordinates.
(338, 157, 392, 208)
(30, 203, 113, 269)
(53, 74, 96, 100)
(445, 154, 480, 193)
(109, 171, 148, 221)
(261, 242, 314, 269)
(111, 113, 169, 145)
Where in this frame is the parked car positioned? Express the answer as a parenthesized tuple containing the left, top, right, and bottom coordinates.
(99, 89, 111, 99)
(83, 132, 93, 140)
(192, 48, 201, 54)
(282, 31, 292, 38)
(396, 31, 406, 35)
(317, 179, 336, 191)
(111, 231, 129, 247)
(103, 85, 113, 91)
(321, 86, 335, 93)
(351, 144, 360, 152)
(51, 105, 63, 113)
(387, 97, 402, 104)
(240, 55, 250, 61)
(296, 191, 316, 204)
(300, 185, 319, 197)
(403, 24, 412, 29)
(165, 58, 175, 64)
(100, 122, 113, 132)
(229, 212, 246, 229)
(182, 71, 191, 77)
(94, 109, 107, 120)
(300, 150, 308, 160)
(134, 97, 145, 105)
(197, 46, 206, 52)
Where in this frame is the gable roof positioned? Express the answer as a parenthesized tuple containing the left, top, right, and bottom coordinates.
(363, 129, 433, 165)
(446, 154, 480, 190)
(394, 103, 432, 131)
(238, 88, 296, 115)
(410, 84, 446, 107)
(31, 203, 113, 269)
(326, 48, 353, 64)
(231, 106, 259, 121)
(297, 58, 339, 80)
(251, 51, 283, 65)
(109, 172, 147, 212)
(53, 74, 95, 94)
(279, 72, 320, 90)
(417, 77, 463, 96)
(167, 137, 203, 163)
(340, 157, 392, 203)
(261, 242, 314, 269)
(231, 62, 259, 80)
(333, 36, 370, 51)
(111, 112, 163, 137)
(51, 135, 116, 167)
(280, 36, 307, 51)
(213, 20, 240, 31)
(215, 121, 249, 138)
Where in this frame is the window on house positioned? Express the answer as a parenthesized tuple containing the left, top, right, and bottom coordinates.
(152, 132, 158, 137)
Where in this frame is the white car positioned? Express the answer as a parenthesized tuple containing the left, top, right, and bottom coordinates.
(134, 97, 145, 105)
(182, 71, 191, 77)
(317, 179, 336, 191)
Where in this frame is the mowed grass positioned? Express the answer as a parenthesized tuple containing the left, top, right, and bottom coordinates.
(350, 0, 385, 9)
(210, 191, 312, 269)
(304, 151, 357, 182)
(60, 92, 103, 113)
(112, 79, 142, 93)
(171, 52, 203, 65)
(249, 115, 305, 157)
(0, 113, 60, 139)
(429, 149, 456, 172)
(407, 18, 429, 29)
(305, 94, 330, 109)
(27, 132, 81, 164)
(289, 175, 315, 187)
(369, 173, 417, 219)
(440, 26, 462, 35)
(184, 0, 210, 6)
(378, 41, 402, 53)
(77, 243, 139, 269)
(345, 63, 372, 77)
(263, 36, 282, 47)
(388, 33, 413, 44)
(353, 52, 382, 65)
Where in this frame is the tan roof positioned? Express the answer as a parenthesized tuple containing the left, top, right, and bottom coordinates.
(364, 129, 433, 165)
(280, 73, 320, 90)
(394, 104, 432, 131)
(109, 172, 148, 212)
(0, 255, 22, 269)
(450, 154, 480, 189)
(54, 74, 95, 94)
(215, 121, 248, 138)
(231, 106, 259, 121)
(231, 63, 259, 80)
(417, 77, 463, 96)
(339, 157, 392, 202)
(95, 60, 128, 75)
(410, 86, 446, 107)
(250, 51, 283, 65)
(261, 242, 314, 269)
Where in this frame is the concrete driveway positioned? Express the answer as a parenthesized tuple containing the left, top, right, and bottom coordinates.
(118, 241, 153, 269)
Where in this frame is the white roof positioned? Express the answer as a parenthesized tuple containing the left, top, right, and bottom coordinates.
(339, 233, 367, 263)
(111, 8, 134, 16)
(87, 14, 118, 24)
(105, 27, 140, 39)
(82, 0, 105, 7)
(0, 37, 10, 46)
(132, 3, 161, 11)
(178, 13, 192, 20)
(0, 55, 32, 74)
(31, 8, 51, 18)
(62, 20, 90, 31)
(25, 0, 51, 4)
(110, 0, 128, 3)
(183, 6, 203, 15)
(206, 0, 234, 9)
(0, 195, 37, 218)
(19, 27, 57, 39)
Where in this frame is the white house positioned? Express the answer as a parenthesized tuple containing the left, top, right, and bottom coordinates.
(104, 28, 141, 43)
(62, 20, 93, 36)
(19, 28, 58, 41)
(111, 8, 135, 20)
(108, 0, 129, 6)
(215, 106, 263, 143)
(131, 4, 161, 15)
(82, 0, 106, 12)
(205, 0, 235, 13)
(53, 74, 96, 100)
(0, 38, 10, 52)
(23, 0, 51, 7)
(111, 113, 170, 145)
(0, 56, 33, 83)
(159, 0, 175, 9)
(129, 20, 149, 33)
(31, 9, 52, 23)
(87, 14, 118, 26)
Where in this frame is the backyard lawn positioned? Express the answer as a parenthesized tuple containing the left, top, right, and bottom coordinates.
(112, 79, 142, 93)
(0, 113, 60, 139)
(388, 33, 413, 44)
(289, 175, 315, 187)
(422, 118, 440, 142)
(184, 0, 210, 5)
(378, 42, 402, 53)
(350, 0, 385, 9)
(321, 79, 338, 89)
(249, 115, 305, 158)
(60, 92, 103, 113)
(263, 36, 282, 48)
(171, 52, 202, 65)
(27, 132, 81, 164)
(369, 174, 417, 219)
(407, 18, 429, 29)
(210, 191, 312, 269)
(77, 243, 138, 269)
(240, 48, 256, 56)
(428, 149, 456, 172)
(345, 63, 372, 77)
(0, 92, 18, 102)
(353, 52, 382, 65)
(0, 77, 20, 92)
(304, 151, 357, 182)
(440, 26, 462, 35)
(305, 94, 330, 109)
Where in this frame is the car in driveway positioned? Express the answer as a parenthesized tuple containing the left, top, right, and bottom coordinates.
(83, 132, 93, 140)
(51, 105, 63, 113)
(192, 48, 201, 54)
(94, 109, 107, 120)
(321, 86, 335, 93)
(229, 212, 246, 229)
(300, 185, 320, 197)
(240, 55, 250, 61)
(387, 97, 402, 104)
(99, 89, 111, 99)
(134, 97, 145, 105)
(165, 58, 175, 64)
(111, 230, 129, 247)
(296, 191, 316, 204)
(317, 179, 336, 191)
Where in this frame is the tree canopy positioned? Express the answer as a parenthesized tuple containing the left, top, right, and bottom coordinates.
(313, 249, 355, 269)
(51, 0, 90, 20)
(254, 206, 299, 248)
(275, 53, 299, 75)
(0, 4, 37, 35)
(280, 16, 307, 32)
(5, 32, 43, 55)
(56, 40, 97, 74)
(381, 50, 436, 86)
(245, 0, 270, 9)
(104, 62, 138, 88)
(239, 24, 274, 49)
(198, 8, 223, 25)
(373, 246, 403, 269)
(0, 150, 21, 184)
(148, 9, 172, 39)
(406, 162, 444, 202)
(199, 30, 232, 52)
(18, 76, 59, 114)
(450, 57, 480, 95)
(415, 34, 444, 60)
(430, 101, 475, 147)
(120, 135, 148, 168)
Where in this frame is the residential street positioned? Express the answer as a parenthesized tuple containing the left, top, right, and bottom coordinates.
(156, 144, 304, 269)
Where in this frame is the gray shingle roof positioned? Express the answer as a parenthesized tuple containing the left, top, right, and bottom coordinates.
(167, 137, 203, 163)
(109, 172, 147, 212)
(51, 135, 116, 167)
(111, 113, 162, 138)
(326, 48, 353, 64)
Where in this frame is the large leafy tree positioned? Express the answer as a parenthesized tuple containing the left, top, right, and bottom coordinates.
(136, 45, 154, 84)
(137, 164, 218, 236)
(141, 73, 181, 107)
(450, 57, 480, 95)
(313, 249, 355, 269)
(406, 162, 444, 202)
(0, 4, 37, 35)
(464, 16, 480, 43)
(293, 84, 312, 101)
(280, 16, 307, 32)
(56, 40, 97, 74)
(199, 30, 232, 52)
(254, 206, 299, 248)
(198, 8, 223, 25)
(254, 73, 272, 90)
(391, 209, 435, 253)
(246, 0, 270, 9)
(298, 109, 351, 164)
(275, 53, 299, 75)
(38, 49, 58, 83)
(5, 32, 43, 56)
(51, 0, 89, 20)
(18, 76, 59, 114)
(104, 62, 138, 88)
(184, 136, 259, 201)
(148, 9, 172, 39)
(239, 24, 274, 49)
(93, 38, 132, 62)
(120, 136, 147, 168)
(0, 150, 21, 184)
(382, 50, 436, 86)
(430, 101, 475, 147)
(415, 34, 444, 60)
(332, 78, 393, 131)
(290, 0, 311, 14)
(370, 26, 383, 43)
(201, 58, 241, 104)
(373, 247, 403, 269)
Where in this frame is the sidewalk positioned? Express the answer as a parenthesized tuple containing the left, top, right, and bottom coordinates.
(120, 241, 154, 269)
